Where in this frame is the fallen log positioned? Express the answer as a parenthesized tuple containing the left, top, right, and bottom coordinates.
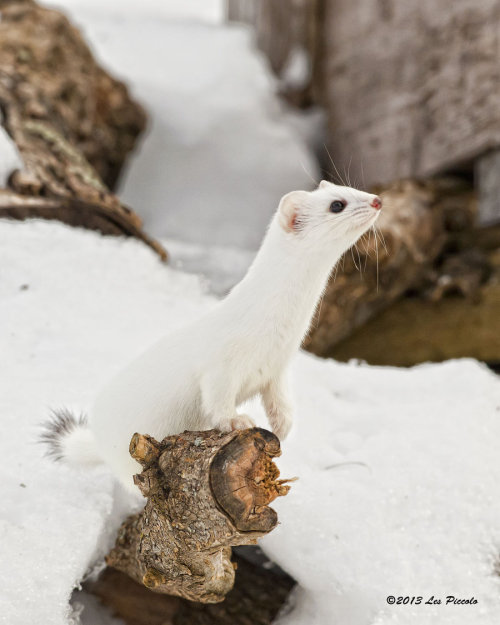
(105, 428, 292, 604)
(87, 547, 295, 625)
(0, 0, 166, 260)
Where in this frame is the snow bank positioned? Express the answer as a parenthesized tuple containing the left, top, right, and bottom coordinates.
(1, 219, 500, 624)
(261, 355, 500, 624)
(164, 237, 254, 295)
(0, 220, 214, 625)
(50, 1, 320, 249)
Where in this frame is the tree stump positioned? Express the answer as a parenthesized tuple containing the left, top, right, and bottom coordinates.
(106, 428, 292, 604)
(0, 0, 166, 260)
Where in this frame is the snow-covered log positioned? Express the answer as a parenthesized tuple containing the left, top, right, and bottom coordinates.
(0, 0, 166, 259)
(105, 428, 292, 604)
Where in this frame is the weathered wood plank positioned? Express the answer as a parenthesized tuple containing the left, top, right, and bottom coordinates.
(321, 0, 500, 186)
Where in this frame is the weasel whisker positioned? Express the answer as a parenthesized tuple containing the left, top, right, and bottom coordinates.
(374, 223, 388, 255)
(299, 158, 319, 187)
(372, 225, 380, 292)
(324, 143, 347, 187)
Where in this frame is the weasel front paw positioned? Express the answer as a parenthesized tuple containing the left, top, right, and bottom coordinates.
(230, 414, 256, 430)
(214, 414, 256, 433)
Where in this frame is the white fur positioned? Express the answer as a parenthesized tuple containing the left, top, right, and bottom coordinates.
(61, 426, 103, 467)
(65, 181, 381, 490)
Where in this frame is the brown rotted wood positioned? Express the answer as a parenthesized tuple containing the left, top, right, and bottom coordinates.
(105, 428, 292, 604)
(0, 0, 166, 260)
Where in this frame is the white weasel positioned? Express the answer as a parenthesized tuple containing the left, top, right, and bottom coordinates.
(43, 181, 382, 490)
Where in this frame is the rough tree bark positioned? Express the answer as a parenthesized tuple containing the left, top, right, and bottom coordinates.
(105, 428, 292, 605)
(0, 0, 166, 259)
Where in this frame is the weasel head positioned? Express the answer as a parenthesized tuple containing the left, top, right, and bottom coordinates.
(277, 180, 382, 250)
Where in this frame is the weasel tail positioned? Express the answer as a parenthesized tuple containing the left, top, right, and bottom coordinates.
(40, 408, 103, 467)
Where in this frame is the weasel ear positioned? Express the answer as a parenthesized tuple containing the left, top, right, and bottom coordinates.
(319, 180, 331, 189)
(278, 191, 308, 233)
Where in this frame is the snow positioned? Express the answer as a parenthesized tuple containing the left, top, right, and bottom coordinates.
(2, 2, 500, 622)
(50, 0, 224, 23)
(0, 220, 215, 625)
(0, 125, 23, 186)
(1, 219, 500, 625)
(49, 1, 320, 250)
(164, 237, 254, 295)
(280, 46, 311, 91)
(261, 357, 500, 624)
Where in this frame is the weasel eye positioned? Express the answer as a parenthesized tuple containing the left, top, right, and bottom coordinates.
(330, 200, 346, 213)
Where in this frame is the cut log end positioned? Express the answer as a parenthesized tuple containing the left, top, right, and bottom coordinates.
(210, 427, 291, 533)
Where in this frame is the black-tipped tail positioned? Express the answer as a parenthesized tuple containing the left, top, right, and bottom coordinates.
(40, 408, 88, 461)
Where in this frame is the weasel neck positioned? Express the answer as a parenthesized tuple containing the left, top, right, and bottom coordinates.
(224, 218, 345, 347)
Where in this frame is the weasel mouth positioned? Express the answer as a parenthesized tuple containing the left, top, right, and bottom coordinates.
(360, 212, 380, 230)
(347, 212, 379, 234)
(364, 211, 379, 224)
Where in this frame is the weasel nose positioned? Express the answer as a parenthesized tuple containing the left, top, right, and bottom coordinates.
(371, 196, 382, 210)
